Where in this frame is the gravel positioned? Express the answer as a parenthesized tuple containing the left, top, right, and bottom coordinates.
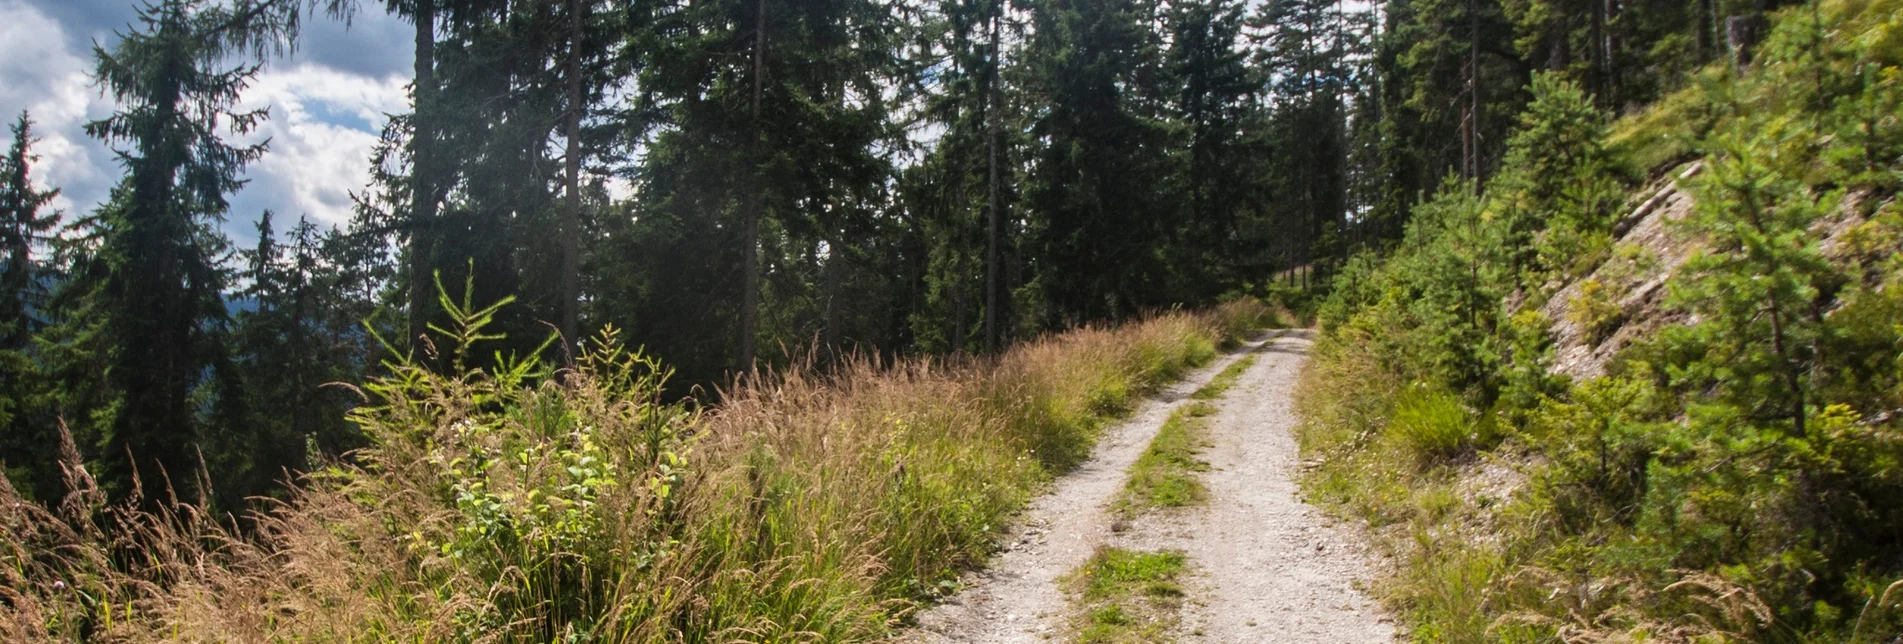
(896, 330, 1395, 643)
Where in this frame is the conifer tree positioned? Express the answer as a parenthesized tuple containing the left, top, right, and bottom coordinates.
(1021, 0, 1176, 324)
(0, 112, 60, 351)
(1670, 129, 1837, 437)
(1254, 0, 1356, 281)
(629, 0, 904, 372)
(910, 0, 1014, 352)
(0, 111, 62, 502)
(69, 0, 300, 504)
(1490, 73, 1622, 279)
(1165, 0, 1258, 299)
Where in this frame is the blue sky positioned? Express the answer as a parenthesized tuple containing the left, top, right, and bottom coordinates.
(0, 0, 416, 246)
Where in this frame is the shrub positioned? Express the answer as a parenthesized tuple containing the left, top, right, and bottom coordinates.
(1295, 2, 1903, 639)
(1387, 387, 1486, 467)
(1566, 279, 1626, 344)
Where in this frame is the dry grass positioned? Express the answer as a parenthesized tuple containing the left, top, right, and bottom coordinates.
(0, 300, 1271, 642)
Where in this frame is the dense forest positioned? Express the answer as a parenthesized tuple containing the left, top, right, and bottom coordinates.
(3, 0, 1899, 640)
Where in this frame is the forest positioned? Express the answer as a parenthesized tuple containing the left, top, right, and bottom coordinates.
(3, 0, 1384, 512)
(3, 0, 1900, 640)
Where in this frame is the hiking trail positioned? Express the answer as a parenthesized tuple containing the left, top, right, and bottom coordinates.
(898, 330, 1397, 643)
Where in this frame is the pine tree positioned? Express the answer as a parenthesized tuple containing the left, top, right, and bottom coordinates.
(629, 0, 905, 372)
(910, 0, 1013, 353)
(1, 112, 60, 351)
(1369, 0, 1528, 221)
(0, 111, 62, 502)
(1490, 72, 1622, 279)
(1020, 0, 1177, 324)
(1253, 0, 1357, 282)
(1165, 0, 1259, 299)
(69, 0, 300, 504)
(1668, 128, 1837, 437)
(229, 212, 373, 497)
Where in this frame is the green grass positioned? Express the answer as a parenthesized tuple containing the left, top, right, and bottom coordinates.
(1386, 387, 1495, 468)
(1065, 548, 1189, 643)
(1190, 353, 1258, 400)
(1115, 403, 1215, 515)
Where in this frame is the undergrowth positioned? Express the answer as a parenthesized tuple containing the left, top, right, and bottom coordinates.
(1298, 1, 1903, 641)
(0, 286, 1270, 641)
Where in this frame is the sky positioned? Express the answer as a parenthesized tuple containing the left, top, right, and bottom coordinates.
(0, 0, 416, 247)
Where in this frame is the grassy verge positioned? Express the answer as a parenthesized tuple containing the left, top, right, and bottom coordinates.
(1293, 3, 1903, 640)
(0, 299, 1272, 641)
(1063, 548, 1189, 643)
(1292, 335, 1522, 642)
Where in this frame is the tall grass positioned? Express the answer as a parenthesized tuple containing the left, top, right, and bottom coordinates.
(0, 298, 1270, 642)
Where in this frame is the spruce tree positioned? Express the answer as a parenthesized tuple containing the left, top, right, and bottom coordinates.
(72, 0, 298, 504)
(0, 111, 62, 501)
(0, 112, 60, 351)
(1021, 0, 1176, 324)
(1165, 0, 1258, 299)
(629, 0, 904, 373)
(1253, 0, 1356, 282)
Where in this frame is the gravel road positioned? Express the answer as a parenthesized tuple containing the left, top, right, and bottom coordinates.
(898, 330, 1395, 643)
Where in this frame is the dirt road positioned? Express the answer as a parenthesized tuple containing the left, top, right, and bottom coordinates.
(898, 330, 1395, 643)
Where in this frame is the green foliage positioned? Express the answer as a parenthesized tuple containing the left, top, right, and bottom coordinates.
(53, 0, 305, 507)
(1493, 73, 1628, 283)
(1064, 548, 1189, 643)
(1117, 402, 1215, 514)
(0, 112, 62, 501)
(1, 292, 1260, 640)
(1300, 2, 1903, 640)
(1387, 386, 1494, 467)
(1566, 278, 1625, 344)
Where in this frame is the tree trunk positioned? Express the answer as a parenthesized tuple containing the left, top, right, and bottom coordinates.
(823, 239, 841, 358)
(407, 0, 436, 353)
(1726, 14, 1766, 71)
(740, 0, 767, 371)
(1695, 0, 1711, 63)
(984, 1, 1002, 353)
(1603, 0, 1619, 104)
(1548, 4, 1569, 71)
(562, 0, 584, 360)
(1466, 0, 1480, 188)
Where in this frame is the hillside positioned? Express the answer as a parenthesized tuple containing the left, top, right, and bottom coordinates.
(1298, 0, 1903, 641)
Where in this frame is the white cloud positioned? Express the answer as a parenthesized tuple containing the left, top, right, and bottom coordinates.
(230, 64, 409, 233)
(0, 0, 411, 245)
(0, 0, 117, 219)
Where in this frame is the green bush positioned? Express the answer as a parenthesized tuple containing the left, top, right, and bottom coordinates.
(1566, 278, 1625, 344)
(1295, 2, 1903, 640)
(1387, 387, 1487, 467)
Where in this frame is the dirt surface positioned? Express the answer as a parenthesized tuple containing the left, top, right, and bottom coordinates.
(897, 330, 1395, 643)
